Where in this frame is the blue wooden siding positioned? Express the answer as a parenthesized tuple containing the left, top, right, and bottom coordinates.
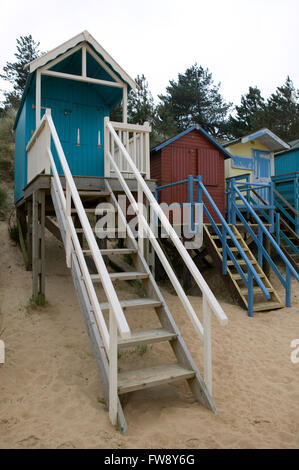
(14, 74, 110, 202)
(14, 102, 27, 202)
(231, 155, 253, 170)
(275, 149, 299, 175)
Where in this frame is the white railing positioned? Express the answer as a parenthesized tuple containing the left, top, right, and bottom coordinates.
(26, 117, 51, 183)
(105, 119, 151, 179)
(105, 118, 228, 395)
(26, 109, 131, 426)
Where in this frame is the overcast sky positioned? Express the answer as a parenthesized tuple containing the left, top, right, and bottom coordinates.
(1, 0, 298, 107)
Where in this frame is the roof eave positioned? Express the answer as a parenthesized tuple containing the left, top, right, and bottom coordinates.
(25, 30, 137, 90)
(151, 125, 232, 160)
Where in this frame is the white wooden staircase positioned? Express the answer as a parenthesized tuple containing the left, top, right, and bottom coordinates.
(27, 110, 228, 433)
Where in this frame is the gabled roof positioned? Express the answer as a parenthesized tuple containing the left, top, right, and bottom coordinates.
(275, 137, 299, 156)
(25, 30, 136, 90)
(14, 31, 137, 130)
(289, 138, 299, 149)
(224, 128, 290, 152)
(151, 125, 232, 159)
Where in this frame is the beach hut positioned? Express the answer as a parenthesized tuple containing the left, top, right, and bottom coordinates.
(12, 31, 229, 432)
(150, 125, 231, 217)
(13, 30, 138, 203)
(273, 139, 299, 237)
(224, 128, 289, 187)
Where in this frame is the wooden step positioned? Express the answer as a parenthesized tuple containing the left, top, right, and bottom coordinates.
(71, 208, 113, 214)
(83, 248, 136, 256)
(118, 328, 177, 349)
(211, 234, 242, 240)
(78, 191, 110, 197)
(231, 272, 266, 281)
(117, 363, 195, 394)
(72, 207, 115, 214)
(99, 298, 162, 313)
(240, 286, 274, 295)
(253, 301, 283, 312)
(218, 247, 249, 253)
(227, 259, 257, 266)
(76, 228, 117, 236)
(90, 272, 148, 283)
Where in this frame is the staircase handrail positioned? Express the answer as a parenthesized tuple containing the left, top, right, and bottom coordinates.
(231, 180, 299, 305)
(104, 119, 228, 327)
(27, 110, 131, 347)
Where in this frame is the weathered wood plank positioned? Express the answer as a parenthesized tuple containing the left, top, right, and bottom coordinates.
(118, 364, 195, 394)
(45, 216, 62, 242)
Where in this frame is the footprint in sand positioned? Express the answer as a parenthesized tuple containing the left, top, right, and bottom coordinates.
(186, 438, 201, 448)
(17, 435, 40, 448)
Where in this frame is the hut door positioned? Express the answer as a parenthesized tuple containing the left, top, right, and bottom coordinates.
(253, 150, 271, 202)
(71, 104, 104, 177)
(42, 99, 71, 175)
(171, 146, 197, 203)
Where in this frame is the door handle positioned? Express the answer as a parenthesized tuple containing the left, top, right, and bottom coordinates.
(76, 128, 80, 146)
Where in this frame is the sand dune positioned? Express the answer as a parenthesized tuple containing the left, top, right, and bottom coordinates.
(0, 221, 298, 449)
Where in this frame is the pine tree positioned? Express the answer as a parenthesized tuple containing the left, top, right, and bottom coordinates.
(227, 86, 266, 138)
(110, 74, 155, 126)
(128, 74, 155, 125)
(265, 77, 299, 142)
(1, 35, 42, 108)
(157, 64, 232, 139)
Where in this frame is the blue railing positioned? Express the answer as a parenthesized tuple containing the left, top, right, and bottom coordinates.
(226, 176, 276, 232)
(226, 175, 299, 258)
(156, 175, 271, 317)
(272, 173, 299, 227)
(228, 179, 299, 307)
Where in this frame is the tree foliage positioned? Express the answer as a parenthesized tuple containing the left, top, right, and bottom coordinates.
(265, 77, 299, 142)
(227, 78, 299, 142)
(110, 74, 155, 125)
(1, 35, 42, 109)
(156, 64, 232, 140)
(227, 86, 266, 138)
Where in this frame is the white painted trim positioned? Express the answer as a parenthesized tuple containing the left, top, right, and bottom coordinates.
(35, 70, 41, 128)
(85, 44, 122, 85)
(241, 128, 290, 150)
(40, 44, 83, 72)
(41, 69, 124, 88)
(82, 45, 87, 78)
(123, 84, 128, 123)
(26, 30, 137, 90)
(26, 32, 89, 72)
(109, 310, 118, 425)
(110, 121, 151, 132)
(203, 294, 212, 395)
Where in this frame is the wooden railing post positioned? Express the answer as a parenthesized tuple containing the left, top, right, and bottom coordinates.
(32, 190, 45, 306)
(109, 309, 118, 426)
(188, 175, 194, 232)
(138, 182, 144, 256)
(222, 225, 227, 275)
(248, 271, 254, 318)
(203, 294, 212, 395)
(104, 117, 110, 177)
(66, 181, 71, 268)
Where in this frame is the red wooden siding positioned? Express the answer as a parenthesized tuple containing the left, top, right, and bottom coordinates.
(150, 129, 226, 221)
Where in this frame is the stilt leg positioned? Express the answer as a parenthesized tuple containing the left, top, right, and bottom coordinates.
(32, 190, 46, 305)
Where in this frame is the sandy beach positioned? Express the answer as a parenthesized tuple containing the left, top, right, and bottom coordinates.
(0, 220, 298, 449)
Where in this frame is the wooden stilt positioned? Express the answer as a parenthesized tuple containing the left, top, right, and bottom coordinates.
(32, 190, 46, 305)
(26, 199, 33, 270)
(16, 204, 27, 239)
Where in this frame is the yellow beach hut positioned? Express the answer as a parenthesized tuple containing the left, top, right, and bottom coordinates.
(224, 128, 289, 186)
